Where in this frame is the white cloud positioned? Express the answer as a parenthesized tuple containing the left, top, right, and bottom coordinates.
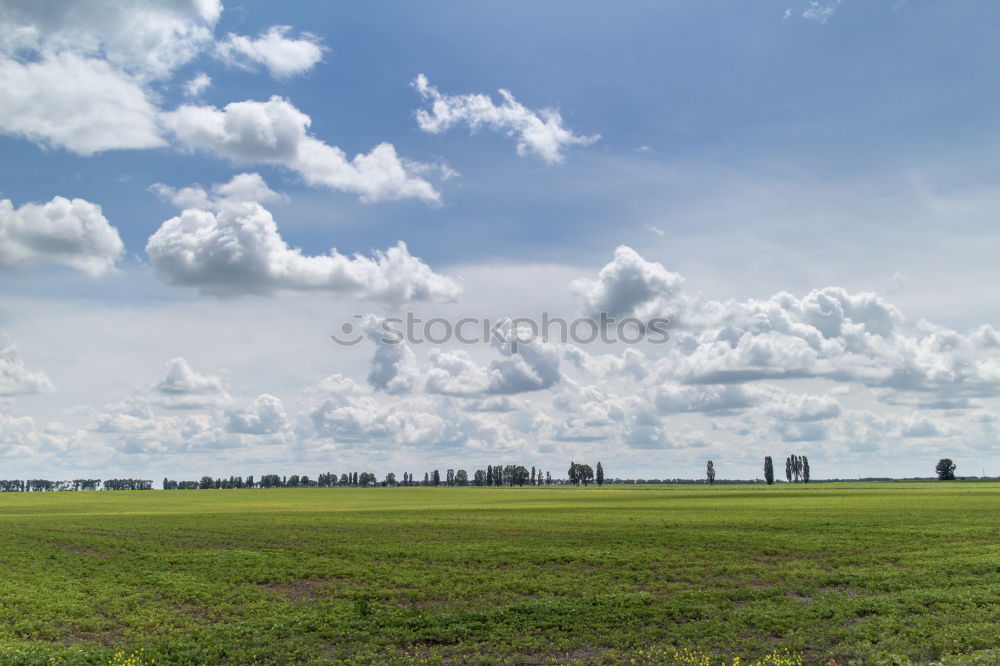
(0, 0, 221, 81)
(215, 26, 324, 79)
(762, 391, 841, 422)
(800, 1, 841, 23)
(225, 394, 289, 434)
(155, 357, 224, 393)
(0, 0, 220, 154)
(0, 335, 54, 396)
(570, 245, 685, 318)
(0, 52, 165, 154)
(421, 322, 563, 396)
(162, 96, 442, 203)
(365, 317, 420, 394)
(146, 174, 461, 300)
(654, 383, 762, 415)
(184, 72, 212, 97)
(0, 195, 123, 276)
(413, 73, 599, 164)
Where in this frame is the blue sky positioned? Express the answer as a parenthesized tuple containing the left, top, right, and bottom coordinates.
(2, 0, 1000, 481)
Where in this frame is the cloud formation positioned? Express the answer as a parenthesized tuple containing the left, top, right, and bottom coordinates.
(215, 26, 324, 79)
(0, 196, 124, 276)
(0, 0, 219, 153)
(413, 74, 598, 164)
(225, 394, 289, 434)
(153, 357, 232, 409)
(0, 336, 54, 396)
(162, 96, 442, 203)
(571, 245, 684, 319)
(146, 174, 461, 300)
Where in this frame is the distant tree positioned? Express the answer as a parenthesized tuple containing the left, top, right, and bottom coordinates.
(432, 470, 440, 486)
(936, 458, 956, 481)
(802, 456, 810, 483)
(764, 456, 774, 485)
(385, 472, 396, 486)
(568, 463, 594, 486)
(446, 469, 455, 486)
(199, 476, 214, 490)
(455, 469, 468, 486)
(546, 471, 552, 486)
(596, 462, 604, 487)
(785, 457, 792, 483)
(706, 460, 715, 486)
(287, 474, 300, 488)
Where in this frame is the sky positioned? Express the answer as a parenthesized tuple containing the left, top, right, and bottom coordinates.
(2, 0, 1000, 482)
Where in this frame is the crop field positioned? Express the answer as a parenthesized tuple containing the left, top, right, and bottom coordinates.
(1, 483, 999, 665)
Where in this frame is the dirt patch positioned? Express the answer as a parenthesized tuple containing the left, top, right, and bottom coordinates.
(261, 578, 344, 601)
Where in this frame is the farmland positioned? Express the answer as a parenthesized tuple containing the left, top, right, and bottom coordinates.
(1, 483, 999, 665)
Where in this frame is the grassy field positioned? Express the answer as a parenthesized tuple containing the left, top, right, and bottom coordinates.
(1, 482, 999, 665)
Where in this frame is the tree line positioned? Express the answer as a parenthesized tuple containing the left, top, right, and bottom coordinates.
(0, 462, 610, 492)
(760, 455, 810, 485)
(0, 479, 149, 492)
(163, 464, 569, 490)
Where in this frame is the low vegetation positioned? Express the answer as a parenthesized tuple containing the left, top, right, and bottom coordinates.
(0, 482, 998, 664)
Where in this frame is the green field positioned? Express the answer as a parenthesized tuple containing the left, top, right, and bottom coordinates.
(1, 483, 999, 665)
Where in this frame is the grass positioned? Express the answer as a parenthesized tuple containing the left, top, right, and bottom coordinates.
(1, 482, 999, 664)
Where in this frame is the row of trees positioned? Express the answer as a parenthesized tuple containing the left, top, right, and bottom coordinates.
(567, 461, 605, 486)
(164, 465, 564, 490)
(761, 455, 811, 485)
(0, 479, 146, 492)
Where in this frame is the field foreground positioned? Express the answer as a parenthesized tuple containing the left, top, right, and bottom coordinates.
(1, 483, 999, 665)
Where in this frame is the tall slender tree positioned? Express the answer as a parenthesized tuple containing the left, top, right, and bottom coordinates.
(706, 460, 715, 486)
(596, 461, 604, 487)
(764, 456, 774, 485)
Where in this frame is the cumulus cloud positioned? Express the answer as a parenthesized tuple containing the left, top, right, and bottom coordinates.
(365, 317, 420, 394)
(215, 26, 324, 79)
(145, 174, 461, 300)
(183, 72, 211, 97)
(304, 378, 523, 452)
(153, 357, 232, 409)
(0, 336, 54, 396)
(654, 383, 762, 415)
(225, 394, 289, 434)
(0, 52, 165, 154)
(571, 245, 684, 318)
(155, 356, 225, 395)
(90, 359, 289, 454)
(421, 321, 563, 396)
(0, 195, 123, 276)
(413, 73, 599, 164)
(161, 96, 443, 203)
(0, 0, 219, 153)
(762, 391, 841, 422)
